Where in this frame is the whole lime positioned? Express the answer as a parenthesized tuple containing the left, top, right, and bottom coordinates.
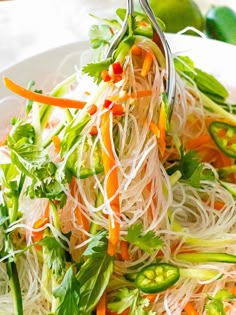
(148, 0, 204, 33)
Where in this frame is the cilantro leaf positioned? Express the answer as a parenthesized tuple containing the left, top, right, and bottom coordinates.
(167, 147, 215, 188)
(214, 289, 235, 301)
(89, 24, 113, 49)
(124, 224, 163, 254)
(7, 121, 67, 205)
(40, 236, 66, 280)
(205, 299, 225, 315)
(108, 288, 155, 315)
(205, 289, 235, 315)
(82, 58, 113, 84)
(53, 266, 80, 315)
(82, 230, 108, 257)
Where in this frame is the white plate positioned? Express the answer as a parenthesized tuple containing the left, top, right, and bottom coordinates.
(0, 35, 236, 136)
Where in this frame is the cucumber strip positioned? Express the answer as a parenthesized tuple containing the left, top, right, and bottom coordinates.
(176, 252, 236, 263)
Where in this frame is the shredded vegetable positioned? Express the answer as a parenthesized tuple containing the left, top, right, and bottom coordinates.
(1, 5, 236, 315)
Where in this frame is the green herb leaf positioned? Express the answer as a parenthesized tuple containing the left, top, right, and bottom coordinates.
(89, 24, 113, 49)
(82, 58, 113, 84)
(7, 121, 66, 205)
(205, 299, 225, 315)
(40, 236, 66, 280)
(124, 224, 163, 254)
(60, 113, 90, 155)
(108, 288, 155, 315)
(77, 253, 114, 313)
(53, 266, 80, 315)
(82, 230, 108, 257)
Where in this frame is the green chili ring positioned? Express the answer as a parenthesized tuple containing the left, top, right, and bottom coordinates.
(209, 121, 236, 158)
(135, 263, 180, 294)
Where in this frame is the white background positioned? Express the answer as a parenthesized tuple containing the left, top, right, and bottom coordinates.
(0, 0, 236, 70)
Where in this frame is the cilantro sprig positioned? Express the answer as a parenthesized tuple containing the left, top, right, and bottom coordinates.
(124, 224, 163, 254)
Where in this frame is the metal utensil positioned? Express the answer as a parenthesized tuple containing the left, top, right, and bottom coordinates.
(105, 0, 176, 119)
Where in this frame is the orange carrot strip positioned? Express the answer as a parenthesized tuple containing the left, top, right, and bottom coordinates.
(184, 302, 199, 315)
(101, 111, 120, 257)
(230, 287, 236, 296)
(120, 240, 130, 261)
(144, 294, 157, 303)
(141, 51, 153, 77)
(158, 102, 167, 157)
(112, 104, 124, 116)
(109, 90, 152, 102)
(185, 135, 212, 150)
(131, 45, 142, 56)
(32, 202, 50, 249)
(0, 132, 8, 146)
(96, 291, 106, 315)
(3, 76, 87, 109)
(90, 126, 98, 135)
(224, 305, 230, 312)
(51, 135, 61, 154)
(107, 309, 130, 315)
(88, 104, 98, 115)
(70, 178, 90, 241)
(149, 121, 160, 138)
(204, 199, 226, 211)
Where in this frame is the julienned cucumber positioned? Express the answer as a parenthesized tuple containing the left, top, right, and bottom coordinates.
(176, 252, 236, 263)
(206, 6, 236, 45)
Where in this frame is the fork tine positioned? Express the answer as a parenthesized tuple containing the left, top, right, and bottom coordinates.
(139, 0, 176, 118)
(105, 0, 134, 59)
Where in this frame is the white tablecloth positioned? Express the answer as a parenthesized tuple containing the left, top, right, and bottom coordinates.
(0, 0, 236, 71)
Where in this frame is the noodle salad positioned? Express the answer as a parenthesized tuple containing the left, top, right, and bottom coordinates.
(1, 7, 236, 315)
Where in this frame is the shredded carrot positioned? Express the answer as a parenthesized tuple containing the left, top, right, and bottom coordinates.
(224, 305, 230, 313)
(204, 199, 226, 211)
(51, 135, 61, 154)
(139, 21, 149, 27)
(3, 76, 87, 109)
(32, 202, 50, 249)
(101, 110, 120, 257)
(141, 51, 153, 77)
(109, 90, 152, 102)
(96, 291, 106, 315)
(70, 178, 90, 242)
(0, 131, 9, 146)
(88, 104, 98, 115)
(149, 121, 160, 138)
(120, 240, 130, 261)
(230, 286, 236, 296)
(90, 125, 98, 135)
(150, 119, 165, 156)
(112, 104, 124, 116)
(184, 302, 199, 315)
(158, 102, 167, 157)
(131, 44, 142, 56)
(144, 294, 157, 303)
(185, 134, 212, 150)
(107, 309, 130, 315)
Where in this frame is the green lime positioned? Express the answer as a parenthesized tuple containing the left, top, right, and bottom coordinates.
(148, 0, 204, 34)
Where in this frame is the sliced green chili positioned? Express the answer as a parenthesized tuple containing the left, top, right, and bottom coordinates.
(135, 263, 180, 294)
(209, 121, 236, 158)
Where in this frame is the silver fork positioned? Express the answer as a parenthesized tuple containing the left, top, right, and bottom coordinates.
(105, 0, 176, 120)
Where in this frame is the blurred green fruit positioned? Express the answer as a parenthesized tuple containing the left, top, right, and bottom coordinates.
(148, 0, 204, 33)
